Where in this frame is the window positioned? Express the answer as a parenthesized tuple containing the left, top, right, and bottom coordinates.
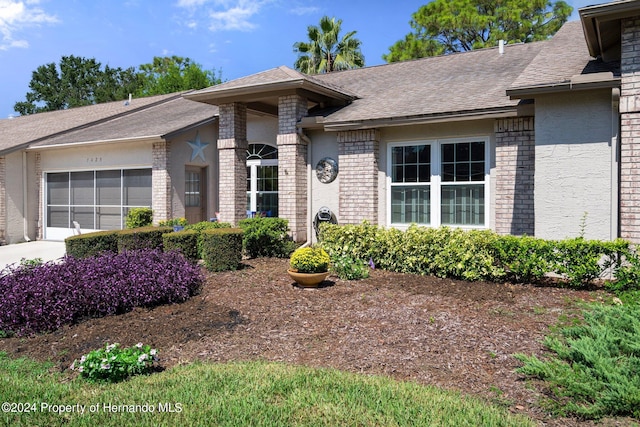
(46, 168, 152, 231)
(246, 143, 278, 216)
(389, 139, 488, 228)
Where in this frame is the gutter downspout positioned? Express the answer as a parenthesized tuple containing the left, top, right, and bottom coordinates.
(612, 87, 620, 241)
(297, 128, 313, 247)
(22, 151, 31, 242)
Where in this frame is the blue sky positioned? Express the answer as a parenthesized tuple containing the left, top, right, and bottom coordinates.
(1, 0, 598, 119)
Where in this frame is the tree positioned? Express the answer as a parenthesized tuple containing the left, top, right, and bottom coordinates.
(384, 0, 572, 62)
(293, 16, 364, 74)
(135, 56, 222, 97)
(14, 55, 141, 115)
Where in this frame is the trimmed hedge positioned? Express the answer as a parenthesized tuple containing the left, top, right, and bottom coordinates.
(238, 217, 296, 258)
(0, 249, 203, 336)
(163, 230, 199, 261)
(117, 226, 173, 252)
(319, 222, 631, 287)
(65, 230, 119, 259)
(201, 228, 243, 271)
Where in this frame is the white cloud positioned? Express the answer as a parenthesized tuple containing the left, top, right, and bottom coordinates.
(289, 6, 318, 16)
(176, 0, 271, 32)
(0, 0, 58, 50)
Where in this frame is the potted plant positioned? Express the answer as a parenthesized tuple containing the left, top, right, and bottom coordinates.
(287, 246, 331, 287)
(159, 217, 188, 232)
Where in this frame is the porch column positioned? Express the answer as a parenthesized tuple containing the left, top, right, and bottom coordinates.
(337, 129, 380, 225)
(494, 117, 535, 236)
(277, 94, 308, 242)
(152, 141, 172, 224)
(0, 156, 5, 244)
(218, 102, 248, 226)
(620, 17, 640, 243)
(35, 152, 43, 239)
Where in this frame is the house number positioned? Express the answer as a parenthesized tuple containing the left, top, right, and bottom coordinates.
(86, 157, 103, 163)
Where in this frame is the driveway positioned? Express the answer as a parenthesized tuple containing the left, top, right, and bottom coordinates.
(0, 241, 67, 270)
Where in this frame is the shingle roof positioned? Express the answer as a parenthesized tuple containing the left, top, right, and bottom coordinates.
(0, 92, 183, 154)
(509, 20, 619, 92)
(305, 40, 545, 126)
(30, 97, 217, 148)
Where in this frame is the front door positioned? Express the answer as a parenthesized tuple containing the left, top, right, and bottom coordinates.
(185, 166, 205, 224)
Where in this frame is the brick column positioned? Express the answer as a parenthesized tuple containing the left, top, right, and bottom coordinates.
(0, 156, 5, 244)
(218, 103, 248, 226)
(152, 141, 172, 224)
(620, 17, 640, 242)
(277, 94, 308, 242)
(494, 117, 535, 236)
(337, 130, 380, 225)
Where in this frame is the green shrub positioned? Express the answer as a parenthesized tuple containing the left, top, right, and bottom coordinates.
(201, 228, 243, 271)
(607, 250, 640, 294)
(290, 246, 331, 273)
(158, 217, 188, 227)
(117, 226, 172, 252)
(125, 207, 153, 229)
(65, 230, 119, 258)
(239, 217, 296, 258)
(515, 303, 640, 419)
(163, 230, 199, 261)
(491, 235, 554, 283)
(331, 255, 370, 280)
(185, 221, 232, 258)
(71, 342, 158, 383)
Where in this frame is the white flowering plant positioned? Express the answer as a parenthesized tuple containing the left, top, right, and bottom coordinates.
(71, 342, 158, 383)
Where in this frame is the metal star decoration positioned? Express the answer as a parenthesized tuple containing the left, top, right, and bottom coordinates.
(187, 132, 209, 161)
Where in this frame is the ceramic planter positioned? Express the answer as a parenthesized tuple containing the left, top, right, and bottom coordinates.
(287, 269, 330, 288)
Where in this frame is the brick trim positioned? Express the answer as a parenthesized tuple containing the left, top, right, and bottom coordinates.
(218, 103, 248, 226)
(494, 117, 535, 236)
(337, 129, 380, 225)
(152, 141, 172, 224)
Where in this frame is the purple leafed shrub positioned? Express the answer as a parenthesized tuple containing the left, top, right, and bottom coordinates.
(0, 250, 203, 336)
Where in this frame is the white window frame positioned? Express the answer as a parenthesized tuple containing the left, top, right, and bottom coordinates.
(387, 137, 490, 230)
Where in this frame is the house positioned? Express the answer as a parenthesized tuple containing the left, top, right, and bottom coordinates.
(0, 0, 638, 245)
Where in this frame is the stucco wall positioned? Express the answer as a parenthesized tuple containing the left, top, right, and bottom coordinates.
(307, 130, 339, 241)
(39, 141, 152, 171)
(169, 125, 218, 221)
(534, 90, 616, 241)
(4, 151, 26, 244)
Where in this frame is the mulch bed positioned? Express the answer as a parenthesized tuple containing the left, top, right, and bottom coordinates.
(0, 257, 633, 426)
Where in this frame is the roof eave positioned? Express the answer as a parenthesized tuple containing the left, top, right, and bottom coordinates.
(28, 135, 165, 151)
(580, 0, 640, 59)
(309, 107, 519, 131)
(184, 80, 356, 105)
(507, 75, 621, 99)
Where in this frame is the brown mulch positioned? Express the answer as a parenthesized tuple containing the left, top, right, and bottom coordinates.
(0, 258, 633, 426)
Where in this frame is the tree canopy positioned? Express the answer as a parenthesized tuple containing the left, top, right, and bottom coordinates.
(293, 16, 365, 74)
(384, 0, 572, 63)
(136, 56, 221, 97)
(14, 55, 221, 115)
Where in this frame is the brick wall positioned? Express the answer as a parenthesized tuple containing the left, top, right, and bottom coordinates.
(277, 95, 308, 242)
(217, 103, 248, 225)
(0, 156, 5, 244)
(494, 117, 535, 236)
(337, 129, 380, 225)
(620, 17, 640, 242)
(152, 141, 171, 224)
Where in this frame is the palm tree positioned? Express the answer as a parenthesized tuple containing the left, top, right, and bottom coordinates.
(293, 16, 365, 74)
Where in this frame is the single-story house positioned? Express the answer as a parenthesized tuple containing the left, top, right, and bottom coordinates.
(0, 0, 638, 245)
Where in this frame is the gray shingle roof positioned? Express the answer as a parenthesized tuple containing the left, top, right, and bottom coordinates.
(509, 20, 619, 92)
(0, 93, 181, 154)
(31, 97, 217, 148)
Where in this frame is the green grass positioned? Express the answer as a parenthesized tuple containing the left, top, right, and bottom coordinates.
(0, 355, 534, 427)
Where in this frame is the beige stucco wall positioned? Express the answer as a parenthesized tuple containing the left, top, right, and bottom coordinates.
(169, 124, 218, 221)
(534, 90, 617, 241)
(307, 130, 339, 240)
(4, 151, 26, 244)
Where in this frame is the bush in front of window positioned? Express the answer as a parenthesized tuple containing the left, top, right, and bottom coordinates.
(125, 207, 153, 229)
(319, 222, 630, 287)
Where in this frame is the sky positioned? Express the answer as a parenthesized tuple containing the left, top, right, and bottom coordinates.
(1, 0, 599, 119)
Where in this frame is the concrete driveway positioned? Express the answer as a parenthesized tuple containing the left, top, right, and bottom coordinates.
(0, 241, 67, 270)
